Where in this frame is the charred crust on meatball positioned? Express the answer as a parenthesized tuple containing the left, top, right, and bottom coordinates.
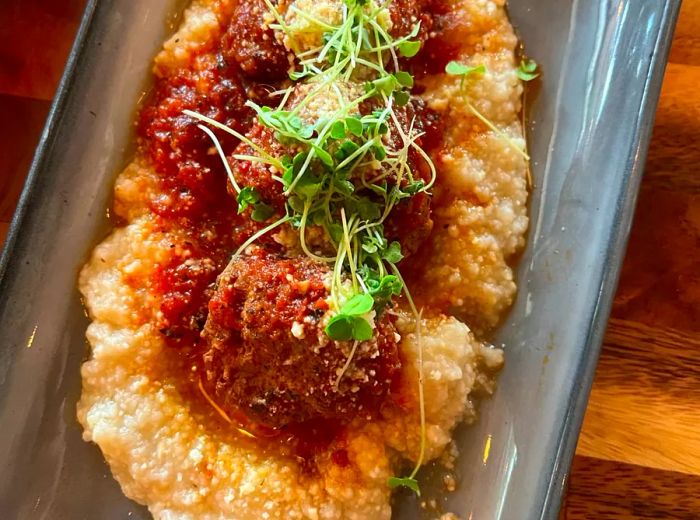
(201, 247, 401, 429)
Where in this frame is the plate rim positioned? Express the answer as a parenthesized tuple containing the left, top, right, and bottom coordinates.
(0, 0, 683, 517)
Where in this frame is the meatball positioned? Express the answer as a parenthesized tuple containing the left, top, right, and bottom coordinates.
(221, 0, 291, 81)
(371, 98, 442, 256)
(229, 121, 289, 216)
(229, 88, 442, 258)
(202, 247, 401, 429)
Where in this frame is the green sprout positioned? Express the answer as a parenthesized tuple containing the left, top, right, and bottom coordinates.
(517, 58, 539, 81)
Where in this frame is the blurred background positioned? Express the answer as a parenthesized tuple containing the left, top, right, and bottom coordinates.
(1, 1, 698, 518)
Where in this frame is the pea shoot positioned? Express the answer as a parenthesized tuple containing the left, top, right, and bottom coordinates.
(445, 61, 486, 88)
(325, 293, 374, 341)
(445, 61, 530, 160)
(517, 58, 539, 81)
(388, 476, 420, 495)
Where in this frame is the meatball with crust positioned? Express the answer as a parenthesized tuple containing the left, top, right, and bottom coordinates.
(372, 98, 442, 257)
(221, 0, 291, 81)
(228, 121, 290, 217)
(202, 247, 401, 429)
(230, 87, 442, 258)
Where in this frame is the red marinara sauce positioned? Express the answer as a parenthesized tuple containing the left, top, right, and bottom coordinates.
(137, 51, 253, 346)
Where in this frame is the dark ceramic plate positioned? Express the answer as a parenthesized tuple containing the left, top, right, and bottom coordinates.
(0, 0, 680, 518)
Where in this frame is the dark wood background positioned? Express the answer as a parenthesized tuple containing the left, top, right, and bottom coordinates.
(1, 1, 698, 517)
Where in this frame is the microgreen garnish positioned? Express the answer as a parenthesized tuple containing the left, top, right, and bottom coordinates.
(517, 58, 539, 81)
(444, 62, 530, 160)
(444, 61, 485, 76)
(388, 476, 421, 495)
(236, 187, 275, 222)
(236, 187, 260, 213)
(251, 203, 275, 222)
(445, 61, 486, 88)
(325, 293, 374, 341)
(270, 0, 422, 84)
(398, 40, 421, 58)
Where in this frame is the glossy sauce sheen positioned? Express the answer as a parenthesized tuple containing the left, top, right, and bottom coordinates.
(135, 0, 451, 465)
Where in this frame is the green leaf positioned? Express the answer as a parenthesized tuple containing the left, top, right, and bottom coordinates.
(394, 90, 410, 107)
(293, 152, 308, 174)
(237, 187, 260, 214)
(521, 58, 537, 73)
(371, 75, 398, 96)
(370, 274, 403, 311)
(355, 198, 382, 220)
(289, 69, 312, 81)
(403, 180, 425, 195)
(358, 265, 380, 285)
(398, 40, 421, 58)
(282, 165, 294, 188)
(361, 233, 385, 254)
(372, 144, 387, 161)
(281, 154, 302, 188)
(326, 315, 354, 341)
(362, 241, 378, 254)
(388, 477, 420, 495)
(295, 173, 323, 198)
(345, 117, 363, 137)
(310, 208, 326, 225)
(517, 58, 539, 81)
(287, 195, 305, 214)
(445, 61, 486, 78)
(326, 222, 343, 244)
(351, 317, 373, 341)
(382, 241, 404, 263)
(326, 313, 373, 342)
(313, 145, 334, 167)
(330, 120, 347, 139)
(288, 115, 304, 130)
(299, 124, 315, 139)
(394, 71, 414, 88)
(341, 293, 374, 316)
(376, 275, 402, 296)
(333, 178, 355, 195)
(251, 203, 275, 222)
(334, 140, 360, 161)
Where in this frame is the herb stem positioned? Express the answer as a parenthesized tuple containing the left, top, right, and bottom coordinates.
(233, 215, 291, 258)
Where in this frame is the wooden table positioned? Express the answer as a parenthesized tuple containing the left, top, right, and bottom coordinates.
(1, 2, 698, 518)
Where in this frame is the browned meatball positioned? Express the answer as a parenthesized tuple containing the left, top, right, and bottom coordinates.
(221, 0, 291, 81)
(372, 98, 442, 256)
(230, 95, 442, 258)
(228, 121, 289, 217)
(202, 247, 401, 429)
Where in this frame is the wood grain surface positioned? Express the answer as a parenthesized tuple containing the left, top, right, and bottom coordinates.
(1, 2, 698, 519)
